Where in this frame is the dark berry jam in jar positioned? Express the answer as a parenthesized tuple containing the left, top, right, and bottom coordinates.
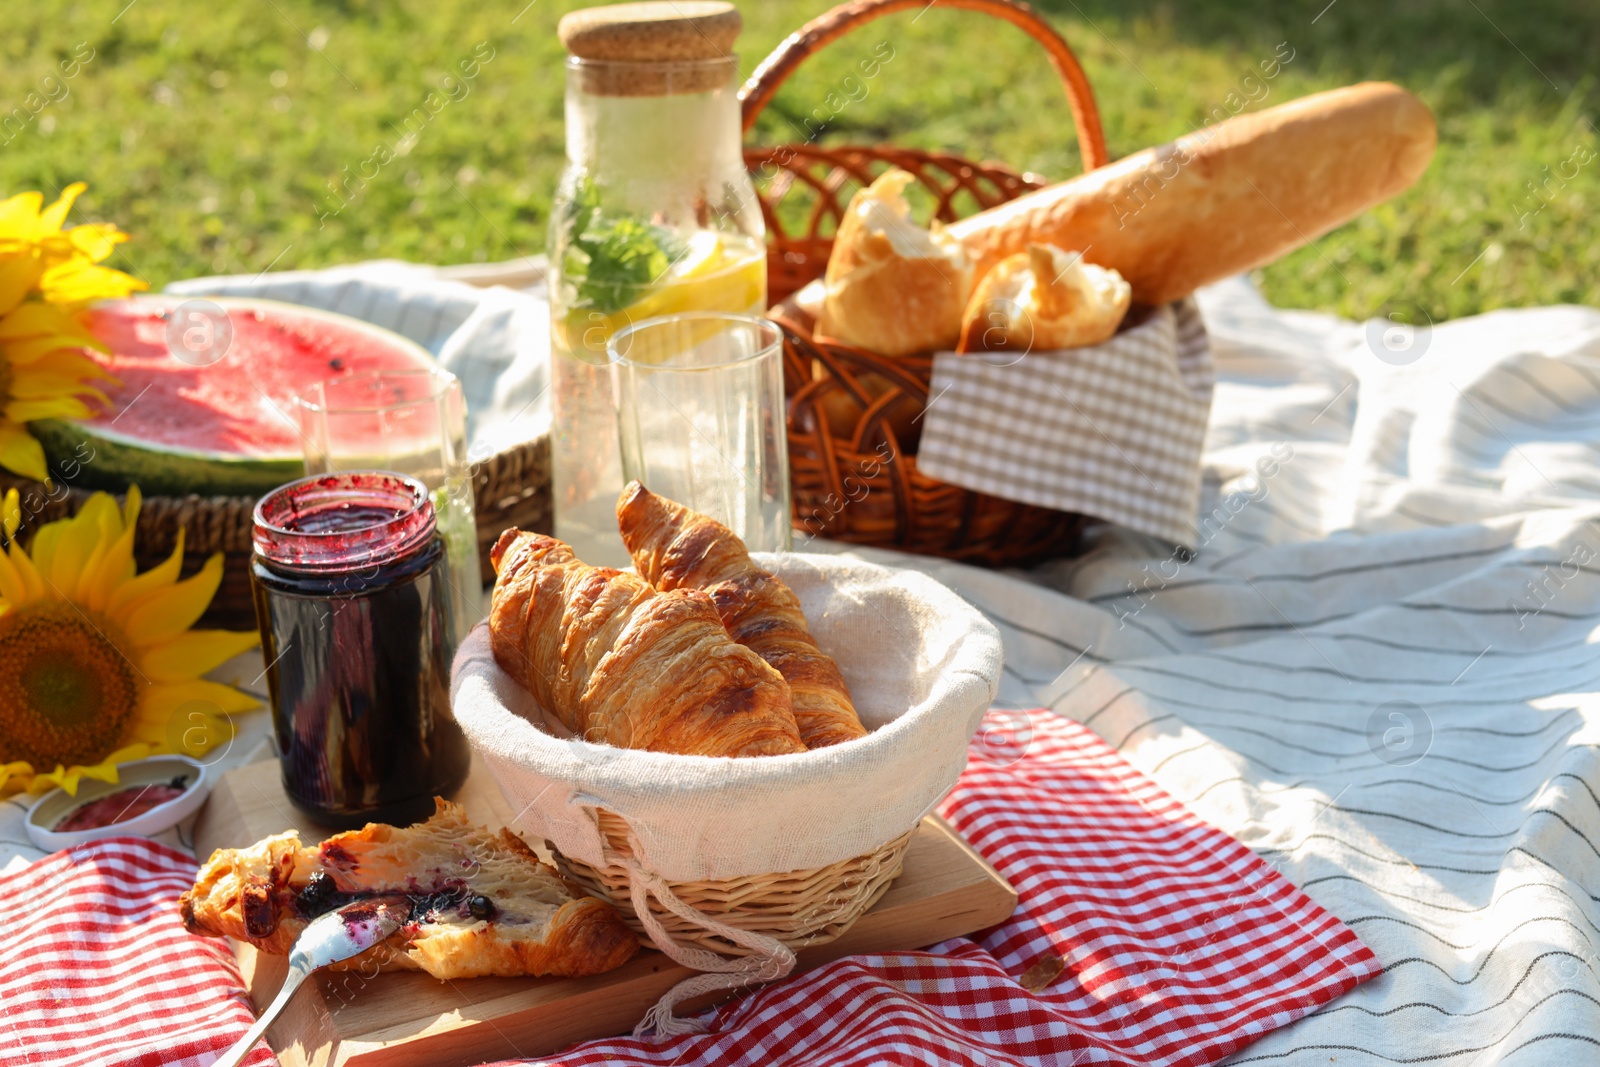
(251, 471, 469, 829)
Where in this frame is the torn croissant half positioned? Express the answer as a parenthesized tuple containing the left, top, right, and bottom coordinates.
(179, 799, 639, 980)
(818, 168, 973, 357)
(957, 244, 1132, 353)
(617, 481, 868, 749)
(489, 529, 806, 757)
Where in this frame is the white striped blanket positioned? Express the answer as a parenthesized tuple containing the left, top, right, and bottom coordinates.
(828, 277, 1600, 1065)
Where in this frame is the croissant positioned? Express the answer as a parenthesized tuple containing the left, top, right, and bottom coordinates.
(179, 799, 638, 980)
(489, 528, 805, 757)
(616, 483, 868, 749)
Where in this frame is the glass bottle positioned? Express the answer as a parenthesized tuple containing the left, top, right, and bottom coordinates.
(251, 471, 470, 829)
(548, 3, 766, 566)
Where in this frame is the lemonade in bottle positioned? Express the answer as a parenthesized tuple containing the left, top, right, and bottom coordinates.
(549, 2, 765, 566)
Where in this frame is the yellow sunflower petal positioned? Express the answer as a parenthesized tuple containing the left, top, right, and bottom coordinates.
(5, 396, 97, 422)
(36, 182, 86, 236)
(123, 552, 225, 646)
(79, 515, 138, 613)
(140, 678, 260, 718)
(0, 540, 36, 603)
(105, 528, 184, 621)
(0, 760, 36, 798)
(31, 491, 115, 593)
(64, 223, 129, 264)
(0, 300, 92, 341)
(7, 369, 109, 400)
(141, 628, 261, 682)
(0, 419, 48, 482)
(2, 488, 17, 540)
(2, 335, 98, 364)
(39, 259, 146, 307)
(66, 499, 125, 602)
(7, 352, 114, 393)
(0, 190, 45, 235)
(4, 534, 47, 604)
(123, 484, 142, 529)
(0, 255, 45, 317)
(32, 741, 150, 797)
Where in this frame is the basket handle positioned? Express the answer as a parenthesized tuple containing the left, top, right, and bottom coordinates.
(738, 0, 1109, 171)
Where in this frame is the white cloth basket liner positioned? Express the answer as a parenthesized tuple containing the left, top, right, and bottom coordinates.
(450, 552, 1003, 883)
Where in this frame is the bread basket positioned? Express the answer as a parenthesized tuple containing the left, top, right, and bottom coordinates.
(450, 552, 1002, 1018)
(741, 0, 1109, 566)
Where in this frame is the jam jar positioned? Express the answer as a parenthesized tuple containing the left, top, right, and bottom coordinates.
(251, 471, 470, 828)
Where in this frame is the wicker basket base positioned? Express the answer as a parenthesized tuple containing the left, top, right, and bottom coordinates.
(557, 809, 915, 956)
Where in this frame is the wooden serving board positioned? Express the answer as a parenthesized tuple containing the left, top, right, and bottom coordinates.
(193, 757, 1016, 1067)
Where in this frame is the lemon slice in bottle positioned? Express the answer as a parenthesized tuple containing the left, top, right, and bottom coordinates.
(564, 232, 767, 355)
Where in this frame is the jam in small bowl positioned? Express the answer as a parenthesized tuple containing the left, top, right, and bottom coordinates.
(25, 755, 213, 852)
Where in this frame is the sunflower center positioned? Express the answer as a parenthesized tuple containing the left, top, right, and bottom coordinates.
(0, 603, 141, 768)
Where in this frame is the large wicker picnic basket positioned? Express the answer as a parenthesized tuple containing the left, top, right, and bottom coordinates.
(746, 0, 1110, 566)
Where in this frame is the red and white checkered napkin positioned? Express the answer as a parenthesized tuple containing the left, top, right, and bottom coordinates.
(3, 837, 272, 1067)
(499, 710, 1380, 1067)
(6, 711, 1379, 1067)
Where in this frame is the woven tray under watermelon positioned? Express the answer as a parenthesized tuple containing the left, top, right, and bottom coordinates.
(0, 438, 546, 631)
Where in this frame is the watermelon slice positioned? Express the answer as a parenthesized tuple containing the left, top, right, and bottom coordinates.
(33, 297, 439, 498)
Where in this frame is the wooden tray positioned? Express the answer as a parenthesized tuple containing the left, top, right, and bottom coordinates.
(193, 757, 1017, 1066)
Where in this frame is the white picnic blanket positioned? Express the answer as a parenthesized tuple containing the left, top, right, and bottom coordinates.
(7, 262, 1600, 1065)
(818, 276, 1600, 1065)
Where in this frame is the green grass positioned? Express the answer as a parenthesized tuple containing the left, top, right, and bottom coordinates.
(2, 0, 1595, 322)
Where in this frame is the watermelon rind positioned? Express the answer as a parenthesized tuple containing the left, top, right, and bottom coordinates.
(32, 417, 302, 498)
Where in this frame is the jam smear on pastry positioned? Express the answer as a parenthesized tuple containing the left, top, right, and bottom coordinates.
(180, 799, 637, 980)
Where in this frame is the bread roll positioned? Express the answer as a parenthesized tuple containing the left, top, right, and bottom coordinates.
(957, 244, 1131, 353)
(947, 82, 1437, 307)
(817, 169, 973, 357)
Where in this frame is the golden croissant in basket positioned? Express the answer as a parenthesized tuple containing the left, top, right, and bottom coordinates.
(617, 481, 867, 749)
(179, 800, 639, 980)
(489, 528, 806, 757)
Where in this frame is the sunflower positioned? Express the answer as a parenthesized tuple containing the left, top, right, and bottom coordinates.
(0, 486, 260, 797)
(0, 182, 145, 481)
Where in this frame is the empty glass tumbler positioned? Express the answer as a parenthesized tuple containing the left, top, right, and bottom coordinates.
(294, 367, 483, 640)
(609, 312, 791, 552)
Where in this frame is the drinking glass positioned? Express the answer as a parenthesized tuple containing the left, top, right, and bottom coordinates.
(294, 367, 483, 640)
(609, 312, 791, 552)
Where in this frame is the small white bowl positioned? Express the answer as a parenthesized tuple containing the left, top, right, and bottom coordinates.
(25, 755, 213, 852)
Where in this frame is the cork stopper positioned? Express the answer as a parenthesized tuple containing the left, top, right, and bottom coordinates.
(559, 2, 740, 96)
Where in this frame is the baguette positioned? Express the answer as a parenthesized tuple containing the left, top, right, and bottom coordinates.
(947, 82, 1437, 307)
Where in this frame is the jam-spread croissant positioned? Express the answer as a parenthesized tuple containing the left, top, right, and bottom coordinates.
(616, 482, 868, 749)
(489, 529, 805, 757)
(179, 799, 638, 980)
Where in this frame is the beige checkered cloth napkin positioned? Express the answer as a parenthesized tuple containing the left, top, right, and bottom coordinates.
(917, 299, 1212, 548)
